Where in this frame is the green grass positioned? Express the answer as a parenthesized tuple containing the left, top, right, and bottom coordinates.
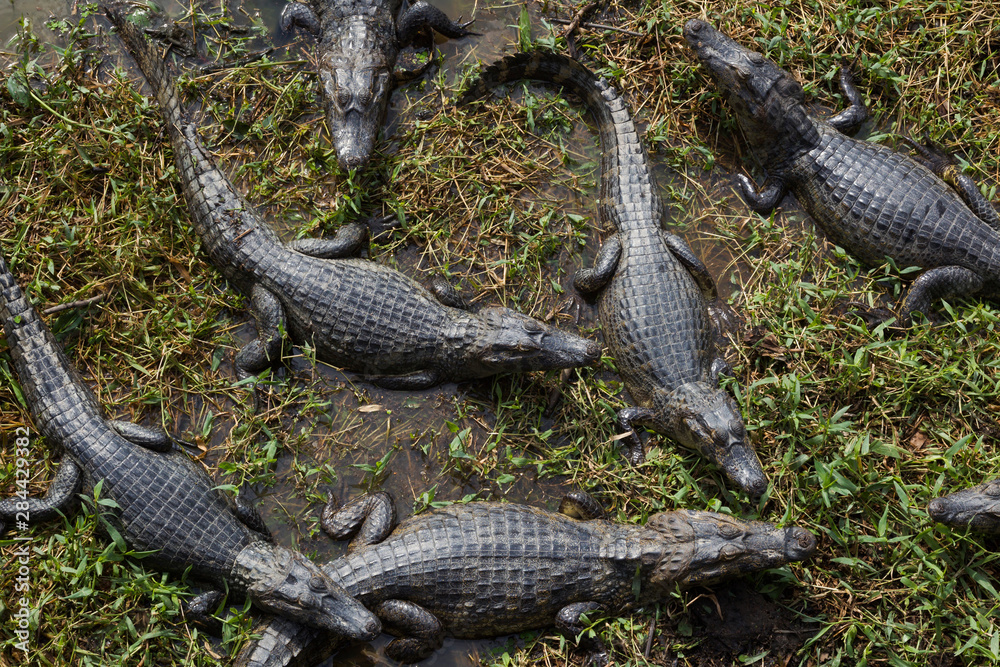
(2, 0, 1000, 665)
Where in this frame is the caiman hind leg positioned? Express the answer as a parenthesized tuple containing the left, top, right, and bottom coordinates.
(286, 223, 368, 259)
(737, 177, 787, 215)
(826, 66, 869, 133)
(0, 459, 83, 534)
(904, 136, 1000, 232)
(376, 599, 445, 663)
(574, 234, 622, 297)
(321, 491, 397, 549)
(234, 284, 287, 376)
(900, 265, 985, 325)
(555, 601, 610, 667)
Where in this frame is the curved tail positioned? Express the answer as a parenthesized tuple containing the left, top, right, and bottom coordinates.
(458, 50, 621, 139)
(104, 4, 184, 131)
(459, 50, 658, 234)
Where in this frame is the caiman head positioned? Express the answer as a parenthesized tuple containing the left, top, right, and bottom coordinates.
(667, 384, 768, 497)
(319, 22, 397, 171)
(683, 19, 819, 156)
(928, 480, 1000, 534)
(642, 510, 816, 594)
(232, 542, 380, 639)
(460, 307, 602, 377)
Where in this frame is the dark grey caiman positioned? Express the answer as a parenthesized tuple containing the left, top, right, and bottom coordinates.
(0, 252, 379, 638)
(929, 480, 1000, 533)
(105, 8, 599, 390)
(279, 0, 478, 170)
(458, 51, 768, 496)
(234, 491, 817, 666)
(685, 20, 1000, 325)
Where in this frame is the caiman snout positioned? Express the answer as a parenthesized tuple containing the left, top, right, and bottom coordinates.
(234, 542, 381, 639)
(472, 307, 601, 374)
(928, 480, 1000, 533)
(781, 526, 818, 560)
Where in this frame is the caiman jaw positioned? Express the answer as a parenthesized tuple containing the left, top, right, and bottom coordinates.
(929, 480, 1000, 534)
(233, 542, 380, 639)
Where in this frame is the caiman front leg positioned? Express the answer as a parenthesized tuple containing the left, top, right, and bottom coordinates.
(0, 459, 83, 534)
(900, 265, 985, 325)
(234, 491, 274, 543)
(278, 2, 320, 36)
(368, 369, 443, 390)
(397, 0, 481, 46)
(377, 599, 445, 663)
(904, 136, 1000, 232)
(737, 176, 787, 215)
(617, 405, 657, 465)
(428, 276, 472, 310)
(826, 66, 869, 133)
(234, 284, 287, 375)
(574, 234, 622, 297)
(661, 231, 719, 302)
(558, 491, 606, 521)
(556, 601, 610, 667)
(108, 421, 173, 452)
(184, 590, 228, 635)
(321, 491, 397, 549)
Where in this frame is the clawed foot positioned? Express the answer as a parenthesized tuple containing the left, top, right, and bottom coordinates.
(367, 212, 400, 242)
(832, 300, 899, 330)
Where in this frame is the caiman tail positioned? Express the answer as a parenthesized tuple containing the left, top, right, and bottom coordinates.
(459, 51, 622, 146)
(105, 5, 185, 139)
(459, 51, 645, 231)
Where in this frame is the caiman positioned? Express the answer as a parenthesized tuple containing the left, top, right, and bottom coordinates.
(685, 19, 1000, 324)
(234, 491, 817, 666)
(279, 0, 478, 170)
(458, 51, 768, 496)
(105, 7, 600, 390)
(929, 479, 1000, 533)
(0, 251, 380, 638)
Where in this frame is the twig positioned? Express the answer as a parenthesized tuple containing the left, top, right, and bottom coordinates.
(42, 293, 106, 316)
(548, 17, 644, 37)
(560, 1, 599, 39)
(643, 615, 656, 658)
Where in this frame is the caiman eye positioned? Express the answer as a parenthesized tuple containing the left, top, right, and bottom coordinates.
(308, 576, 328, 592)
(986, 483, 1000, 497)
(719, 522, 743, 539)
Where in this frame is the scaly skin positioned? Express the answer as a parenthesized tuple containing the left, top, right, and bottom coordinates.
(458, 51, 767, 496)
(234, 492, 817, 666)
(0, 251, 379, 638)
(684, 19, 1000, 324)
(929, 480, 1000, 533)
(106, 9, 599, 390)
(280, 0, 478, 170)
